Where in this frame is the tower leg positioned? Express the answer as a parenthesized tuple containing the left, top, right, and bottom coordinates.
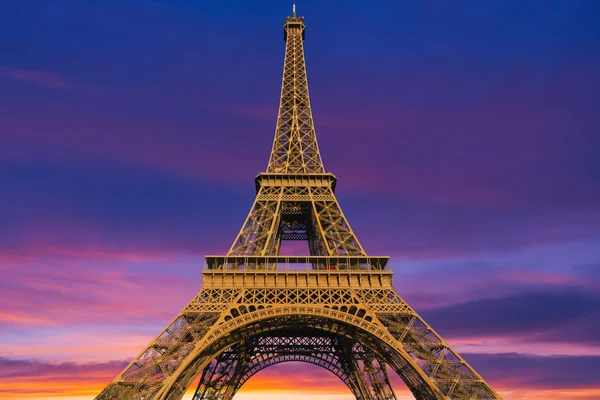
(192, 344, 241, 399)
(340, 342, 397, 400)
(363, 358, 396, 399)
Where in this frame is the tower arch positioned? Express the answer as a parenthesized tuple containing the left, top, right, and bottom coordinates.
(157, 306, 441, 400)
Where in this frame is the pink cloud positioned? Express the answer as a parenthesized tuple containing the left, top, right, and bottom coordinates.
(1, 330, 155, 362)
(0, 357, 126, 398)
(0, 244, 184, 263)
(0, 255, 201, 330)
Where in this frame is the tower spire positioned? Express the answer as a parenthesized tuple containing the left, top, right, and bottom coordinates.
(292, 2, 296, 18)
(268, 8, 322, 174)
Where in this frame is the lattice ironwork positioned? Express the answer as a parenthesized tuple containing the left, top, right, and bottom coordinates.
(94, 6, 502, 400)
(267, 10, 323, 174)
(228, 186, 365, 257)
(191, 332, 395, 400)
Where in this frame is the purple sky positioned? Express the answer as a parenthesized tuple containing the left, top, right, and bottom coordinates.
(1, 1, 599, 398)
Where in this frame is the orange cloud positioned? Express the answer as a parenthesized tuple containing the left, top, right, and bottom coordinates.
(3, 357, 600, 400)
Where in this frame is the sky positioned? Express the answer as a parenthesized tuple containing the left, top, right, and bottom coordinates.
(0, 0, 599, 399)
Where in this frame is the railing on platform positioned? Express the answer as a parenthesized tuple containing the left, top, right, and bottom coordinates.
(204, 256, 390, 271)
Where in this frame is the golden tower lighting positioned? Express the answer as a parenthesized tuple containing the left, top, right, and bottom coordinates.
(95, 7, 502, 400)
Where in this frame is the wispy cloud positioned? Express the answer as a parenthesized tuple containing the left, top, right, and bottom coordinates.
(0, 66, 94, 92)
(1, 354, 599, 399)
(0, 357, 127, 398)
(420, 289, 600, 349)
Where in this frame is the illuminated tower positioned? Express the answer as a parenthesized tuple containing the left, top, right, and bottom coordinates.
(95, 6, 502, 400)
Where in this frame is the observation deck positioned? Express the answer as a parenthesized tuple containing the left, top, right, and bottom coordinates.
(205, 255, 390, 271)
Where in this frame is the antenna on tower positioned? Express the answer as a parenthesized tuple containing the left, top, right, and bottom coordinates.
(292, 2, 296, 18)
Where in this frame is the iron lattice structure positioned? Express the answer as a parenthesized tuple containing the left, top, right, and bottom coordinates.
(95, 8, 502, 400)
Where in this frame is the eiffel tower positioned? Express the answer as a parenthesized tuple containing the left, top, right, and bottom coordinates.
(96, 6, 502, 400)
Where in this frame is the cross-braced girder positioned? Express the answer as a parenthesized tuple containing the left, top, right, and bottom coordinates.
(228, 185, 365, 257)
(93, 7, 502, 400)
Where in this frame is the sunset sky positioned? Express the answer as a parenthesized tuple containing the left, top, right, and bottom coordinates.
(1, 0, 599, 399)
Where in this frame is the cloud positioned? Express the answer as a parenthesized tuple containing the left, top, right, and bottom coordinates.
(1, 54, 598, 261)
(1, 353, 599, 399)
(0, 162, 249, 259)
(0, 357, 127, 379)
(1, 158, 597, 267)
(0, 357, 127, 398)
(0, 67, 81, 89)
(420, 289, 600, 346)
(0, 66, 107, 97)
(342, 193, 600, 258)
(465, 353, 600, 390)
(0, 256, 201, 330)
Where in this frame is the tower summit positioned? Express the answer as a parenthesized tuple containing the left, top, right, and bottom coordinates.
(94, 10, 503, 400)
(271, 3, 318, 173)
